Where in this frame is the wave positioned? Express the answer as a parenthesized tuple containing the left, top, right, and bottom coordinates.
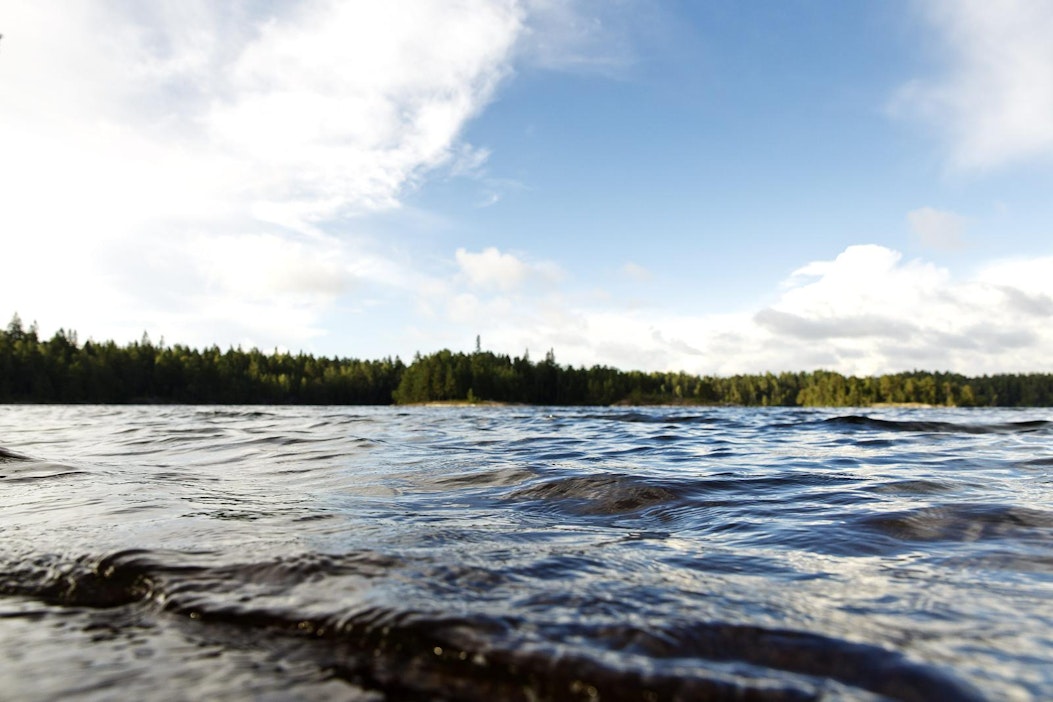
(508, 474, 683, 516)
(0, 446, 32, 462)
(823, 415, 1053, 434)
(3, 405, 1044, 699)
(579, 411, 720, 425)
(0, 446, 90, 483)
(856, 503, 1053, 543)
(1018, 456, 1053, 467)
(0, 548, 985, 702)
(432, 466, 540, 489)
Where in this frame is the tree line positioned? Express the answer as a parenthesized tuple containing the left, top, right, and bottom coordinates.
(0, 315, 402, 404)
(3, 315, 1053, 406)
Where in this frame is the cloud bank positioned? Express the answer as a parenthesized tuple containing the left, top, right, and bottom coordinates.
(429, 245, 1053, 376)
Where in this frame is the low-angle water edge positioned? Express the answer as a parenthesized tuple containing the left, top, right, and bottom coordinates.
(1, 405, 1050, 700)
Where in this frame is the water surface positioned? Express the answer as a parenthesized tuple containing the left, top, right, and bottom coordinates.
(1, 405, 1051, 700)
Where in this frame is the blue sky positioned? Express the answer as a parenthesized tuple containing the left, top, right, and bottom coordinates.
(2, 1, 1053, 375)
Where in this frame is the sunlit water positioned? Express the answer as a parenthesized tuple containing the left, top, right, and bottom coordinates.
(1, 405, 1051, 701)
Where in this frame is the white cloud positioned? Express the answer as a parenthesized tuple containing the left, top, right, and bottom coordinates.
(455, 247, 563, 290)
(0, 0, 650, 354)
(895, 0, 1053, 170)
(191, 233, 350, 300)
(0, 0, 525, 348)
(456, 247, 530, 289)
(975, 256, 1053, 320)
(783, 245, 948, 316)
(205, 1, 523, 219)
(907, 206, 967, 250)
(746, 245, 1053, 374)
(428, 244, 1053, 376)
(0, 0, 670, 358)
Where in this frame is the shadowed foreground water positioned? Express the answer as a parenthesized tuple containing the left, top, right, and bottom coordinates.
(1, 405, 1051, 700)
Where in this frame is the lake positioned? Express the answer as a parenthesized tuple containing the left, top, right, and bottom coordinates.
(1, 405, 1051, 700)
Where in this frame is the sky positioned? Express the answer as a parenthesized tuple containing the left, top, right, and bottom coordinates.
(2, 0, 1053, 376)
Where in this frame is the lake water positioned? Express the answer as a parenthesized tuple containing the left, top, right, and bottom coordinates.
(1, 405, 1051, 701)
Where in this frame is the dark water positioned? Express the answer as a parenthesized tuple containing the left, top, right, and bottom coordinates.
(1, 405, 1051, 701)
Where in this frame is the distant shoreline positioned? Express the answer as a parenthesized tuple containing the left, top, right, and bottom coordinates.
(407, 400, 950, 409)
(411, 400, 519, 407)
(4, 319, 1053, 407)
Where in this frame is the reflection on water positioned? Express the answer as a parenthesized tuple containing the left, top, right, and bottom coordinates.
(1, 405, 1051, 700)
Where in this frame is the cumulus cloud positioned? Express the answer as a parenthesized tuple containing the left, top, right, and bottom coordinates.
(895, 0, 1053, 170)
(456, 247, 529, 290)
(455, 247, 563, 290)
(743, 245, 1053, 374)
(907, 206, 967, 250)
(779, 245, 950, 319)
(429, 244, 1053, 376)
(976, 255, 1053, 297)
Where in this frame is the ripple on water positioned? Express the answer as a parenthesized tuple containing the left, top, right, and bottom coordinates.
(0, 405, 1050, 700)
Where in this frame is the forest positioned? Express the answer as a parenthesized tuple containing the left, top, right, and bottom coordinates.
(3, 315, 1053, 407)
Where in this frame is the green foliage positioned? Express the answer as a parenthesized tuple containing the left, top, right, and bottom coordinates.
(0, 315, 403, 404)
(392, 349, 1053, 407)
(3, 314, 1053, 406)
